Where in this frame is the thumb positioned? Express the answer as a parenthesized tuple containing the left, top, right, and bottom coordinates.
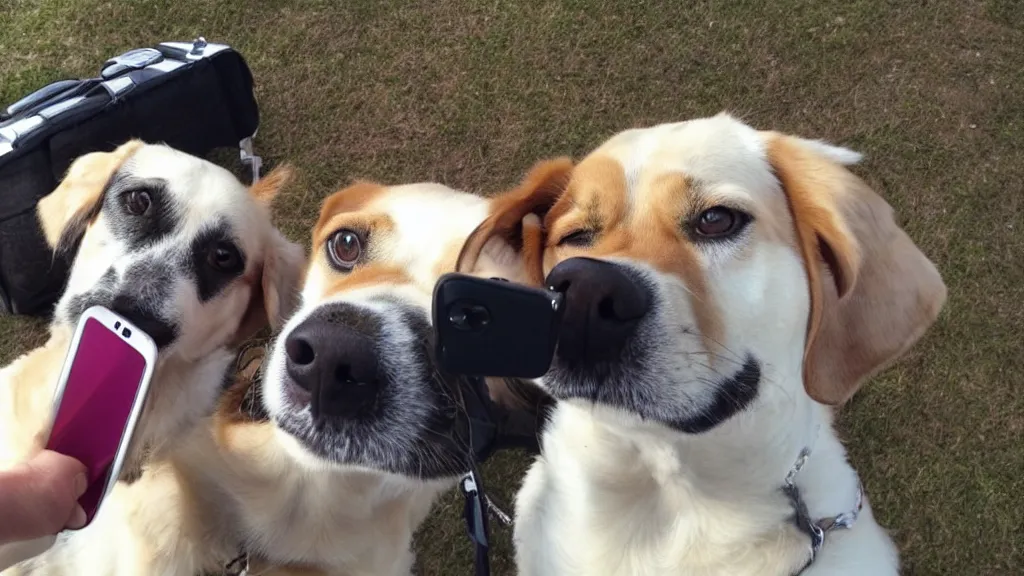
(0, 451, 88, 544)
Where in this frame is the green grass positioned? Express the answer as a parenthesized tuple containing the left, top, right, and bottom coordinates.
(2, 0, 1022, 573)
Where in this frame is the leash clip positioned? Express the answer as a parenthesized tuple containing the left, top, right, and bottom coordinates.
(239, 136, 262, 184)
(460, 471, 489, 548)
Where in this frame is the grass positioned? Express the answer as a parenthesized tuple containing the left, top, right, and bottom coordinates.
(2, 0, 1022, 573)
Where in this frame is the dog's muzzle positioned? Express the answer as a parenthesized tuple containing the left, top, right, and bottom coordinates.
(284, 304, 383, 422)
(546, 257, 652, 364)
(63, 263, 179, 348)
(107, 295, 179, 348)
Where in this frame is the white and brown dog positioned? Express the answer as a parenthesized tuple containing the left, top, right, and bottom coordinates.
(0, 141, 303, 574)
(460, 113, 947, 575)
(44, 176, 557, 576)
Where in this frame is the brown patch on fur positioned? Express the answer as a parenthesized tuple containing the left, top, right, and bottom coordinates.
(430, 208, 544, 318)
(218, 378, 257, 425)
(312, 212, 395, 252)
(457, 158, 573, 281)
(578, 155, 629, 225)
(765, 131, 947, 404)
(212, 402, 277, 453)
(547, 167, 727, 355)
(519, 213, 546, 286)
(314, 181, 389, 238)
(322, 264, 413, 296)
(543, 155, 627, 247)
(656, 240, 723, 361)
(542, 191, 575, 234)
(641, 173, 724, 355)
(249, 165, 295, 205)
(490, 154, 726, 350)
(37, 139, 144, 249)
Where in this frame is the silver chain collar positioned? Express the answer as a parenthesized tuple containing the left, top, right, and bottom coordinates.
(784, 445, 865, 573)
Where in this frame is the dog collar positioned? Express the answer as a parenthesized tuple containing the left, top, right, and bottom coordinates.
(784, 446, 865, 574)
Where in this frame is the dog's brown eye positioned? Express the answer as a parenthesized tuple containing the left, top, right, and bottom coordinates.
(327, 229, 362, 270)
(208, 242, 242, 272)
(124, 190, 152, 216)
(694, 207, 748, 239)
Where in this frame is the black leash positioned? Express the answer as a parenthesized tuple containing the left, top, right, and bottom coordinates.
(456, 371, 552, 576)
(459, 375, 501, 576)
(460, 467, 491, 576)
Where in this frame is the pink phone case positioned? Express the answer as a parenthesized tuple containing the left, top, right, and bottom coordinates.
(44, 317, 148, 525)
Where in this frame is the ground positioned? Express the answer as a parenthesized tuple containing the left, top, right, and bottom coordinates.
(1, 0, 1021, 574)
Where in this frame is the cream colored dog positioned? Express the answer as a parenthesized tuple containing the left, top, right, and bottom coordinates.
(460, 113, 947, 576)
(0, 142, 304, 574)
(14, 173, 556, 576)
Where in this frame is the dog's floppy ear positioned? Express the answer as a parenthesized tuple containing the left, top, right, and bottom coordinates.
(248, 163, 293, 206)
(457, 158, 573, 284)
(234, 167, 307, 343)
(37, 140, 144, 251)
(764, 132, 947, 405)
(260, 229, 306, 328)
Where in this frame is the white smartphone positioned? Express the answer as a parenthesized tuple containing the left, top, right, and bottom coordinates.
(44, 305, 157, 529)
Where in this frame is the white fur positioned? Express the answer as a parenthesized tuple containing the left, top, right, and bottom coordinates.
(1, 143, 300, 576)
(176, 183, 500, 575)
(16, 182, 503, 576)
(514, 114, 899, 575)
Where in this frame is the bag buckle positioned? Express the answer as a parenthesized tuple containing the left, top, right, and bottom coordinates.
(239, 137, 262, 184)
(190, 36, 208, 56)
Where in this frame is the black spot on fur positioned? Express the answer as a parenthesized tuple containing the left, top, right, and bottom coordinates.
(63, 263, 179, 348)
(101, 176, 178, 252)
(187, 221, 247, 302)
(673, 355, 761, 434)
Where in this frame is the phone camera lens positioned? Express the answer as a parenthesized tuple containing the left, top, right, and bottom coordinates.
(115, 321, 121, 330)
(449, 302, 490, 332)
(122, 328, 132, 338)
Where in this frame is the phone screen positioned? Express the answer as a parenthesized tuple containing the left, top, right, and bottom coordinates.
(45, 317, 147, 524)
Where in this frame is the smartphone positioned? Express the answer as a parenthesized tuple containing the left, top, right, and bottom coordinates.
(44, 305, 157, 529)
(432, 274, 564, 379)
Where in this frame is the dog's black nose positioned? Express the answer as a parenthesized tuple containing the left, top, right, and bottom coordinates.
(546, 257, 651, 363)
(285, 318, 381, 420)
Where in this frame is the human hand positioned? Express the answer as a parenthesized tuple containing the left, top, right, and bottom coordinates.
(0, 450, 88, 545)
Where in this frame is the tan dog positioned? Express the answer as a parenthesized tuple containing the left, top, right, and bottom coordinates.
(28, 176, 556, 576)
(0, 142, 304, 575)
(460, 113, 947, 575)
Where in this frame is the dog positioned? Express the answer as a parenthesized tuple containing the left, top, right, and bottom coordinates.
(458, 113, 947, 575)
(0, 141, 304, 574)
(43, 175, 558, 576)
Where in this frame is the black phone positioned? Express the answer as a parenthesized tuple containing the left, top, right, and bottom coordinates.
(432, 273, 564, 379)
